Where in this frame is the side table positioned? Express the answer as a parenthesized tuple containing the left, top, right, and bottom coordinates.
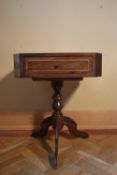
(14, 53, 102, 168)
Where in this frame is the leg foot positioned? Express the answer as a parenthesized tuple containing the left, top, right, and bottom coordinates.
(32, 116, 53, 138)
(63, 116, 88, 138)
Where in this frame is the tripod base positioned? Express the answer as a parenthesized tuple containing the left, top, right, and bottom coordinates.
(32, 116, 88, 138)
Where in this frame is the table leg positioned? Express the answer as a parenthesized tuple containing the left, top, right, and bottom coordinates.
(63, 116, 88, 138)
(54, 118, 59, 168)
(32, 116, 53, 137)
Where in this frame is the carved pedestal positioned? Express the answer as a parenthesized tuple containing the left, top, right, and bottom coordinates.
(32, 80, 88, 167)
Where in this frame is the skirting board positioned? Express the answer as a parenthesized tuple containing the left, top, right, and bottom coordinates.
(0, 111, 117, 136)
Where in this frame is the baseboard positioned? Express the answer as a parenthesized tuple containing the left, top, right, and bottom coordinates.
(0, 111, 117, 136)
(1, 129, 117, 136)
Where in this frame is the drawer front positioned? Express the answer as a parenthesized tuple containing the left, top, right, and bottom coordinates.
(25, 57, 92, 75)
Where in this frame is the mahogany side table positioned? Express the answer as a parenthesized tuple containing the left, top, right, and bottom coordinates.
(14, 53, 102, 168)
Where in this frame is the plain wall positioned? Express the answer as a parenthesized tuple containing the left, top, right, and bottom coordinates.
(0, 0, 117, 112)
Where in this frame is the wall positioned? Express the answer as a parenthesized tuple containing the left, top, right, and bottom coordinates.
(0, 0, 117, 131)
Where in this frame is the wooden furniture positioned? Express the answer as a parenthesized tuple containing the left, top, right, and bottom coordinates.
(14, 53, 102, 168)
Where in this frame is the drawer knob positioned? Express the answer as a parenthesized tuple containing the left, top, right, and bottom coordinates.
(53, 64, 60, 69)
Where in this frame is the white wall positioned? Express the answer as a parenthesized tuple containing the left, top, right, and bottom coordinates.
(0, 0, 117, 111)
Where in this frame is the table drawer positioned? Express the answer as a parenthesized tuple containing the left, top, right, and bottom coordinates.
(25, 58, 90, 73)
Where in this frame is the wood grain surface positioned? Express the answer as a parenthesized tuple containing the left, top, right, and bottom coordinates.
(0, 135, 117, 174)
